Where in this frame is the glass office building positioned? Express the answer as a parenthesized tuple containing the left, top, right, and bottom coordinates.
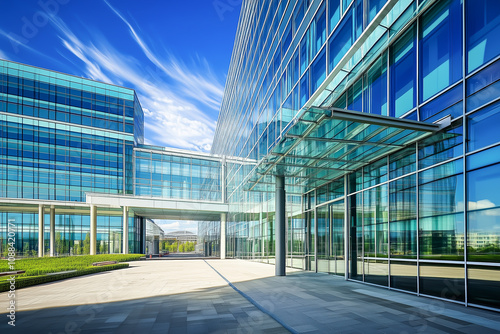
(0, 59, 144, 256)
(1, 0, 499, 313)
(213, 0, 500, 311)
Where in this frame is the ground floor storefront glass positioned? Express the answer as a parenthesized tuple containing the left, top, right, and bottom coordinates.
(0, 204, 141, 256)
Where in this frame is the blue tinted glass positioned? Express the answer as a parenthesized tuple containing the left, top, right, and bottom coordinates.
(389, 146, 416, 179)
(467, 101, 500, 152)
(368, 0, 387, 22)
(419, 174, 464, 216)
(419, 159, 463, 184)
(329, 10, 352, 71)
(466, 58, 500, 97)
(390, 26, 416, 117)
(293, 0, 305, 34)
(467, 0, 500, 73)
(467, 163, 500, 261)
(418, 124, 463, 169)
(300, 69, 310, 107)
(347, 78, 362, 111)
(329, 0, 341, 32)
(354, 0, 364, 39)
(467, 145, 500, 171)
(419, 0, 462, 102)
(420, 84, 462, 121)
(300, 32, 310, 75)
(364, 54, 387, 115)
(311, 48, 326, 92)
(282, 23, 292, 54)
(468, 162, 500, 207)
(466, 60, 500, 111)
(314, 5, 326, 55)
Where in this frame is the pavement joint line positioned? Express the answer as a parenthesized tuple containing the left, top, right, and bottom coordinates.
(203, 260, 297, 334)
(353, 288, 500, 330)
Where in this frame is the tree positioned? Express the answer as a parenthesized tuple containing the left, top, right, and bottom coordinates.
(99, 241, 107, 254)
(74, 241, 82, 255)
(55, 232, 64, 255)
(83, 233, 90, 255)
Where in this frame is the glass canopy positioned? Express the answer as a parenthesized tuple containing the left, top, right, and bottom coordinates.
(246, 107, 443, 194)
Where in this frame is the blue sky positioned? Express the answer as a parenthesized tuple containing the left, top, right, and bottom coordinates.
(0, 0, 241, 234)
(0, 0, 241, 152)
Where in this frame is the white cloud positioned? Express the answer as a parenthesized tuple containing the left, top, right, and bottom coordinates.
(48, 10, 223, 152)
(104, 1, 224, 111)
(467, 200, 500, 216)
(156, 220, 198, 234)
(0, 49, 9, 60)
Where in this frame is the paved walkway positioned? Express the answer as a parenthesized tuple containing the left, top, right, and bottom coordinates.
(1, 259, 500, 333)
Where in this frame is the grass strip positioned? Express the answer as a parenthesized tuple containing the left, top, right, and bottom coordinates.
(0, 263, 129, 292)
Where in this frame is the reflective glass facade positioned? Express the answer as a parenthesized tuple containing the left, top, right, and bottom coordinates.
(134, 145, 222, 202)
(0, 59, 144, 256)
(1, 0, 500, 313)
(213, 0, 500, 311)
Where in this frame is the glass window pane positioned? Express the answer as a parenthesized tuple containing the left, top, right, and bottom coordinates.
(467, 144, 500, 171)
(419, 173, 464, 260)
(368, 0, 387, 23)
(390, 261, 417, 292)
(418, 124, 463, 169)
(300, 31, 310, 75)
(329, 0, 341, 33)
(311, 48, 326, 93)
(468, 265, 500, 309)
(419, 0, 462, 102)
(364, 259, 388, 286)
(314, 4, 326, 56)
(419, 263, 465, 301)
(467, 101, 500, 152)
(390, 26, 416, 117)
(331, 200, 345, 276)
(364, 53, 387, 115)
(390, 175, 417, 258)
(347, 78, 362, 111)
(317, 205, 329, 273)
(389, 146, 416, 179)
(420, 84, 462, 122)
(363, 158, 387, 188)
(363, 185, 388, 258)
(467, 0, 500, 73)
(300, 69, 310, 106)
(329, 9, 352, 71)
(467, 163, 500, 262)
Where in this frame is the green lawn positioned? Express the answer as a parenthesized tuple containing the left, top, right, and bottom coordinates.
(0, 254, 144, 278)
(0, 254, 144, 291)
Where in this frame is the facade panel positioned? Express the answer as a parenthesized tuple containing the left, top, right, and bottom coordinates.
(0, 59, 143, 256)
(213, 0, 500, 311)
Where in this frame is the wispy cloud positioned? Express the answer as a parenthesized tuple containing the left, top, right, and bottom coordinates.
(104, 0, 224, 111)
(47, 5, 223, 152)
(0, 48, 8, 60)
(0, 28, 59, 64)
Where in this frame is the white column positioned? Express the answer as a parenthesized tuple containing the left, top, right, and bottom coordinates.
(49, 206, 55, 257)
(90, 205, 97, 255)
(38, 205, 44, 257)
(220, 213, 227, 259)
(122, 206, 128, 254)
